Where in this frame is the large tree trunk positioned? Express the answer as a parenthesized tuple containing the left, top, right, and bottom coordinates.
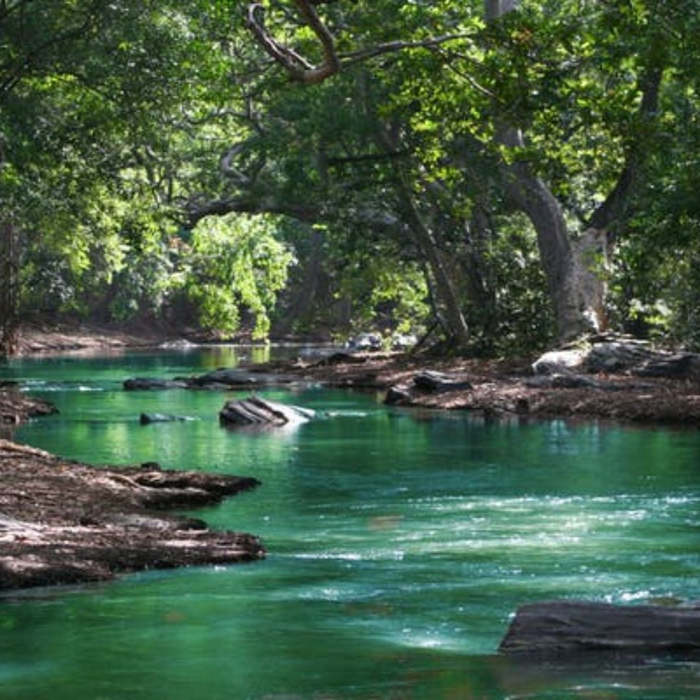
(0, 221, 20, 356)
(487, 0, 605, 340)
(506, 160, 604, 340)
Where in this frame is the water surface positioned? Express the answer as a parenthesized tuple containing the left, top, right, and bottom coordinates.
(1, 348, 698, 698)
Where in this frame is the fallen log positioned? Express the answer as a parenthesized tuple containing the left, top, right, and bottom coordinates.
(499, 600, 700, 654)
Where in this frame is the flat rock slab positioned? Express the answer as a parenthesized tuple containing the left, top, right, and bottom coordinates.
(499, 600, 700, 654)
(191, 368, 295, 388)
(220, 396, 315, 427)
(124, 377, 189, 390)
(0, 439, 264, 591)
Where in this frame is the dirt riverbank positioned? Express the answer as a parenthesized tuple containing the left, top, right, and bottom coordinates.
(264, 352, 700, 427)
(0, 439, 264, 591)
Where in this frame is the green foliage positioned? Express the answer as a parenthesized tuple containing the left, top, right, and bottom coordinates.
(184, 215, 294, 340)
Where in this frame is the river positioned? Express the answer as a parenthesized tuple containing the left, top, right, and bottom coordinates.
(1, 347, 699, 698)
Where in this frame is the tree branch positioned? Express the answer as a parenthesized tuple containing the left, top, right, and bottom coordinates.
(587, 62, 664, 234)
(245, 1, 339, 84)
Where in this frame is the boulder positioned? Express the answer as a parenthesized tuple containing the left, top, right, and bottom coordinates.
(499, 600, 700, 654)
(413, 370, 473, 393)
(346, 333, 382, 350)
(532, 338, 700, 379)
(123, 377, 188, 391)
(219, 396, 315, 427)
(384, 384, 412, 406)
(532, 349, 588, 375)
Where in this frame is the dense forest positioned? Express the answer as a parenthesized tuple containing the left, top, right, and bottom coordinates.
(1, 0, 698, 356)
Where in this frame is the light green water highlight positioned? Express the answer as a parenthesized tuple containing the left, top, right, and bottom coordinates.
(1, 348, 699, 698)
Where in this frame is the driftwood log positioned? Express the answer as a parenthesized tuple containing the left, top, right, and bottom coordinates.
(499, 600, 700, 654)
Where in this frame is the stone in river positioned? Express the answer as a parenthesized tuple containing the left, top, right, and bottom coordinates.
(499, 600, 700, 654)
(219, 396, 314, 427)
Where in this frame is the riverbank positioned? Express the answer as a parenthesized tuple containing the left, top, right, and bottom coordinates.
(265, 351, 700, 427)
(0, 438, 264, 591)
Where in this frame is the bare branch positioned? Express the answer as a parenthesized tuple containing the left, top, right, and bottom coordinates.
(339, 33, 476, 68)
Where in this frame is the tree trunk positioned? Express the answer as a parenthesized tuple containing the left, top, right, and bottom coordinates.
(0, 222, 20, 356)
(395, 171, 470, 348)
(487, 1, 606, 341)
(505, 162, 603, 340)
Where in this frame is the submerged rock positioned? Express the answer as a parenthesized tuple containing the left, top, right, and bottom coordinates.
(219, 396, 315, 427)
(124, 377, 188, 390)
(191, 368, 294, 388)
(139, 413, 192, 425)
(499, 600, 700, 654)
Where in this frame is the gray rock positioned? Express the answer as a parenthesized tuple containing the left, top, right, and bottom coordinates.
(124, 377, 188, 391)
(192, 369, 293, 387)
(499, 600, 700, 654)
(413, 370, 473, 393)
(219, 396, 315, 427)
(384, 384, 412, 405)
(346, 333, 382, 350)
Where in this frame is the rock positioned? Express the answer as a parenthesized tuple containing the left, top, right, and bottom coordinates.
(633, 353, 700, 379)
(584, 341, 657, 373)
(532, 338, 700, 379)
(532, 349, 588, 375)
(384, 384, 412, 405)
(525, 373, 598, 389)
(219, 396, 315, 427)
(315, 352, 368, 366)
(139, 413, 192, 425)
(191, 368, 293, 388)
(413, 370, 473, 393)
(346, 333, 382, 350)
(391, 333, 417, 350)
(123, 377, 188, 390)
(499, 600, 700, 654)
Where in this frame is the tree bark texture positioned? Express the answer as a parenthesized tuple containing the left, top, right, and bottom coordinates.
(0, 222, 20, 356)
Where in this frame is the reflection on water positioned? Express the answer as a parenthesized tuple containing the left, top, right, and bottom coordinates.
(0, 347, 699, 699)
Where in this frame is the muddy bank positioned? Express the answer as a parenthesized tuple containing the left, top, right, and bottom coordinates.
(1, 387, 57, 427)
(266, 352, 700, 427)
(0, 439, 264, 591)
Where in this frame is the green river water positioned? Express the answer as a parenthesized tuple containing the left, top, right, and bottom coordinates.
(0, 347, 698, 699)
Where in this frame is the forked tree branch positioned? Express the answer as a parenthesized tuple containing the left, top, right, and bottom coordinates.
(245, 2, 474, 83)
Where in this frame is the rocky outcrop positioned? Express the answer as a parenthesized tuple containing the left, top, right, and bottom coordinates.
(124, 369, 297, 391)
(385, 369, 473, 405)
(0, 439, 264, 590)
(190, 368, 295, 388)
(532, 336, 700, 379)
(499, 600, 700, 654)
(0, 389, 56, 425)
(124, 377, 188, 390)
(219, 396, 315, 427)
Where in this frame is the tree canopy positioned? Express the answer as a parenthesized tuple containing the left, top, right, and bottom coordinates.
(1, 0, 698, 354)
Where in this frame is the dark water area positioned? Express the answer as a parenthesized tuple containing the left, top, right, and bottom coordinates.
(1, 347, 699, 698)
